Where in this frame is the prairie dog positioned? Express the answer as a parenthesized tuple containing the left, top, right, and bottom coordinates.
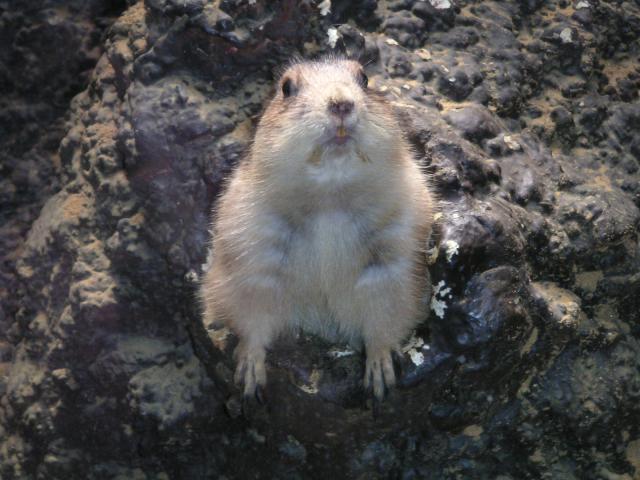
(200, 57, 434, 400)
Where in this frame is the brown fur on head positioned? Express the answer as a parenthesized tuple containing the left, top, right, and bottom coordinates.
(251, 57, 405, 186)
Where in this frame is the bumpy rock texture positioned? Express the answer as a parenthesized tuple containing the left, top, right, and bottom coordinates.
(1, 0, 640, 478)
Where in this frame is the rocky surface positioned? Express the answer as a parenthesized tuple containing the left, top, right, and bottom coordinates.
(1, 0, 640, 478)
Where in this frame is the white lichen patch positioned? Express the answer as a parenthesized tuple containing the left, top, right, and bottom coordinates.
(184, 269, 198, 283)
(409, 349, 425, 366)
(431, 298, 447, 318)
(327, 347, 356, 359)
(327, 27, 339, 48)
(385, 37, 399, 46)
(503, 135, 522, 151)
(560, 28, 573, 44)
(429, 0, 452, 9)
(431, 280, 452, 319)
(402, 333, 426, 366)
(435, 280, 452, 298)
(318, 0, 331, 16)
(443, 239, 459, 262)
(576, 0, 590, 8)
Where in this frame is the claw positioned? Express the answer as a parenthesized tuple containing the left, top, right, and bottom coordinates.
(391, 350, 404, 379)
(234, 357, 247, 386)
(241, 393, 257, 418)
(372, 395, 381, 419)
(234, 343, 267, 400)
(255, 384, 267, 405)
(364, 346, 396, 401)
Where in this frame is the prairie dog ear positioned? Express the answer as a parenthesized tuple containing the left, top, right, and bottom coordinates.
(277, 63, 305, 98)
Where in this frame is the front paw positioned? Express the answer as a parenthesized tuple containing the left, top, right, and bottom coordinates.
(234, 344, 267, 402)
(364, 347, 396, 400)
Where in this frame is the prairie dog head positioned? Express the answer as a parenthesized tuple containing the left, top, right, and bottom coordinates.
(254, 57, 403, 183)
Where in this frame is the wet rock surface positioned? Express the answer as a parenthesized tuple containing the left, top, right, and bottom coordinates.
(1, 0, 640, 478)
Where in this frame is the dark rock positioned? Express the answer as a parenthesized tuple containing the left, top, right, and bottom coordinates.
(572, 6, 592, 25)
(618, 78, 639, 102)
(551, 106, 577, 146)
(335, 24, 365, 59)
(577, 96, 608, 136)
(411, 60, 436, 82)
(331, 0, 382, 28)
(444, 105, 501, 143)
(383, 11, 426, 47)
(411, 0, 457, 30)
(384, 50, 413, 77)
(434, 198, 530, 282)
(432, 26, 480, 48)
(437, 69, 473, 101)
(147, 0, 206, 15)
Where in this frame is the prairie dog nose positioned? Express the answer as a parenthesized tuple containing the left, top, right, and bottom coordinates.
(328, 99, 354, 119)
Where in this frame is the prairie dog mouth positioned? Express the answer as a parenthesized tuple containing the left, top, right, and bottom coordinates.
(334, 126, 350, 145)
(329, 123, 354, 146)
(307, 144, 370, 164)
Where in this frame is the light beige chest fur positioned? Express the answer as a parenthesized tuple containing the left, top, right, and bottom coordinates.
(288, 205, 371, 340)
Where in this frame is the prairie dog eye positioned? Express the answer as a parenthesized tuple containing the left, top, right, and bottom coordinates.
(282, 78, 295, 98)
(357, 71, 368, 89)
